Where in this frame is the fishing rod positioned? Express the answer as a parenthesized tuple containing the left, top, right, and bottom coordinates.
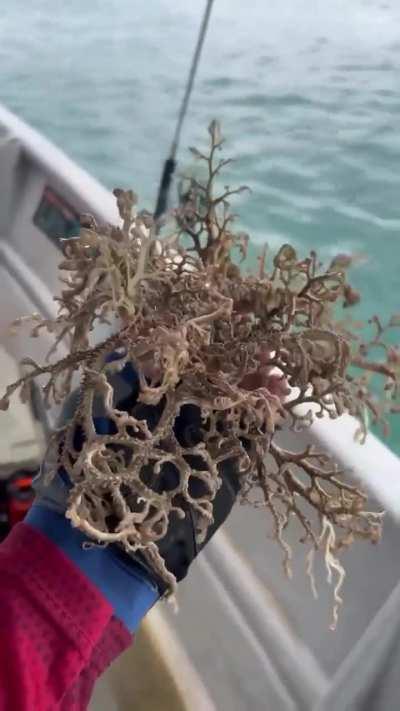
(154, 0, 215, 219)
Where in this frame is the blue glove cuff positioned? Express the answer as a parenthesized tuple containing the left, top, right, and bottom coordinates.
(26, 504, 159, 632)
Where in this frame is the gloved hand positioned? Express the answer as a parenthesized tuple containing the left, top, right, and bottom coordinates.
(27, 358, 240, 628)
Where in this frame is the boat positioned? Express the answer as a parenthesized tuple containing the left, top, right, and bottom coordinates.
(1, 102, 399, 710)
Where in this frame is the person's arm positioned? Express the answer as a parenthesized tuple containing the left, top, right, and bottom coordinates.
(0, 361, 238, 710)
(0, 514, 156, 711)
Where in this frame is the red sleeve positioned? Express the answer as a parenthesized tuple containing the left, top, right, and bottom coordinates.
(0, 523, 131, 711)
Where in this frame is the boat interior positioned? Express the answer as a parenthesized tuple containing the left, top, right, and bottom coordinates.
(1, 104, 400, 711)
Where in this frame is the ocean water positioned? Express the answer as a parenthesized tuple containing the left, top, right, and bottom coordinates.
(1, 0, 399, 451)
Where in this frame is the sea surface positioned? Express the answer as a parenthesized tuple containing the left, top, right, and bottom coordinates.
(1, 0, 399, 450)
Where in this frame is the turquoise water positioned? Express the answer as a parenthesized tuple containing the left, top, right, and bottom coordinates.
(1, 0, 399, 450)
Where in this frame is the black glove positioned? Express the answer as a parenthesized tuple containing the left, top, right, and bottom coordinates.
(53, 361, 240, 594)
